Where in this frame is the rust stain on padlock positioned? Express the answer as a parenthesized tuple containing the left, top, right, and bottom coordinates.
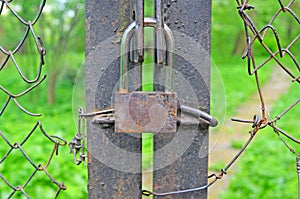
(115, 92, 177, 133)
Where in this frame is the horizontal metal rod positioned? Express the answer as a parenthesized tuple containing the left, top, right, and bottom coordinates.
(93, 115, 204, 126)
(92, 104, 218, 128)
(180, 105, 218, 127)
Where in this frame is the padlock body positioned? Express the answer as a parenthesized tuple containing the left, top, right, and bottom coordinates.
(115, 91, 177, 133)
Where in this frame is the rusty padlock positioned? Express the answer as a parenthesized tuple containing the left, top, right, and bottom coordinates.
(115, 18, 177, 133)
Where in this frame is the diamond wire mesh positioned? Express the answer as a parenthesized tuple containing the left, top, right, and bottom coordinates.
(0, 0, 67, 198)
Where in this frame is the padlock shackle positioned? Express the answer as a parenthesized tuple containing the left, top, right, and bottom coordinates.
(120, 18, 174, 92)
(155, 0, 164, 64)
(120, 21, 136, 92)
(164, 22, 174, 92)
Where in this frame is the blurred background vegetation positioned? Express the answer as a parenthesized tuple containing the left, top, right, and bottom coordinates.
(0, 0, 299, 198)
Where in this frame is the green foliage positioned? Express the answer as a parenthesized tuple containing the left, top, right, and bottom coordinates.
(212, 56, 272, 117)
(209, 161, 226, 172)
(231, 140, 244, 150)
(212, 1, 241, 59)
(41, 0, 85, 53)
(211, 1, 275, 117)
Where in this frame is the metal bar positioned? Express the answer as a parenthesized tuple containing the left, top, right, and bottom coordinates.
(92, 113, 214, 126)
(181, 105, 218, 127)
(297, 154, 300, 199)
(153, 1, 211, 198)
(85, 0, 142, 198)
(136, 0, 144, 62)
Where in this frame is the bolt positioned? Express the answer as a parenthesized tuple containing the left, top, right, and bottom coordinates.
(100, 123, 112, 129)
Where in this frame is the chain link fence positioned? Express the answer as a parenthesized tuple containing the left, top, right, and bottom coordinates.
(0, 0, 66, 198)
(229, 0, 299, 165)
(204, 0, 300, 192)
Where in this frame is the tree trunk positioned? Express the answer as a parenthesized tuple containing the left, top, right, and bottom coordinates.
(232, 31, 246, 55)
(47, 71, 58, 105)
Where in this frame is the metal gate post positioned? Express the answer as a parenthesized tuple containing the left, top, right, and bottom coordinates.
(153, 1, 211, 198)
(85, 0, 142, 198)
(85, 0, 211, 198)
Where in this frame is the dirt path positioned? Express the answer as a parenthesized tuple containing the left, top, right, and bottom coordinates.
(208, 66, 291, 199)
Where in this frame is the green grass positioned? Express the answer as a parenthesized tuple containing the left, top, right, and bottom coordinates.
(220, 83, 300, 199)
(230, 140, 244, 150)
(211, 55, 272, 118)
(0, 55, 87, 199)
